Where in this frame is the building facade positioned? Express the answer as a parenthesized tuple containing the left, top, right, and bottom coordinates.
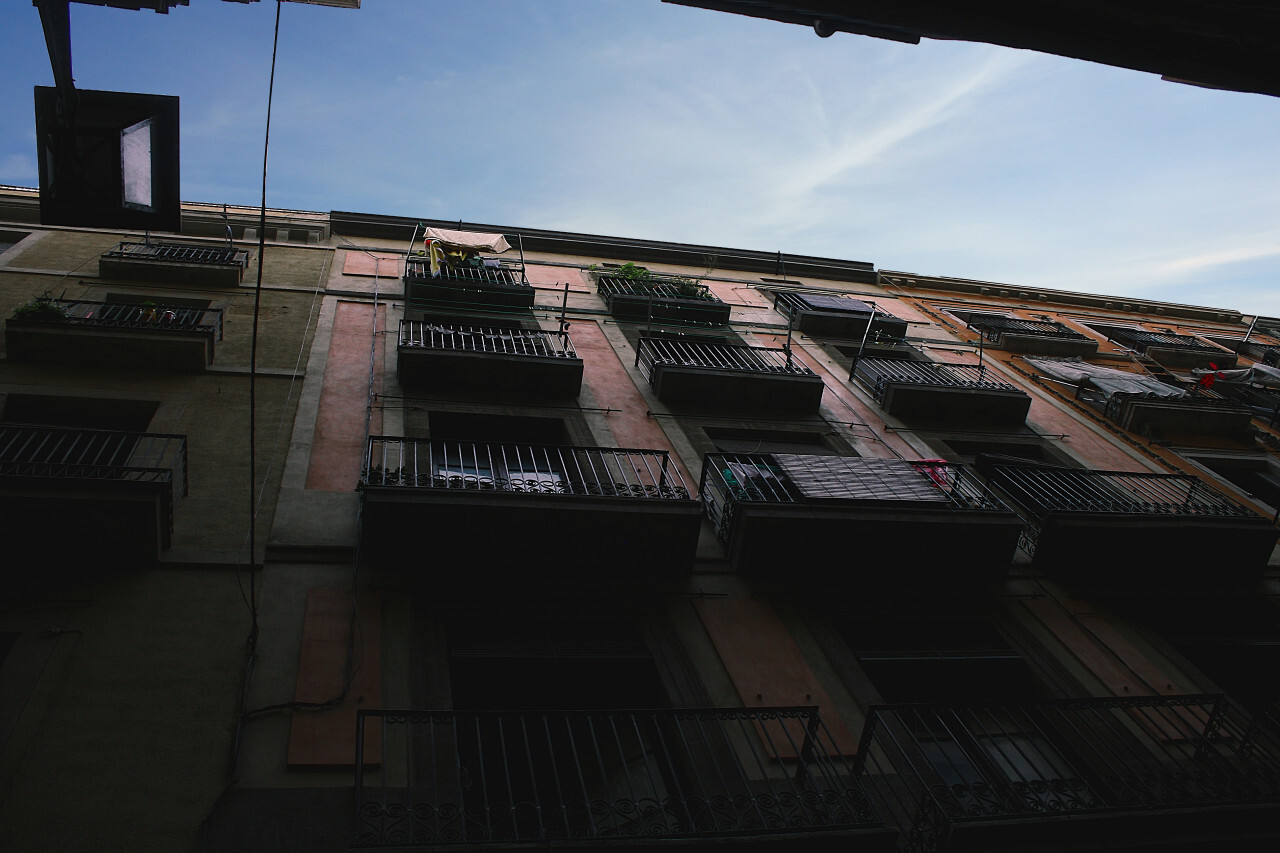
(1, 187, 1278, 852)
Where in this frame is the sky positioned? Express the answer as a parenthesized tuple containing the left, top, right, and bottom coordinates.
(3, 1, 1279, 316)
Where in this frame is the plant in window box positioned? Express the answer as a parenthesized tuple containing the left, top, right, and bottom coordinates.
(11, 297, 68, 322)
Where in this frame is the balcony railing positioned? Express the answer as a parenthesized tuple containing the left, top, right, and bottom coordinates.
(404, 256, 529, 288)
(399, 320, 575, 359)
(33, 300, 224, 338)
(354, 707, 881, 847)
(636, 336, 815, 378)
(984, 463, 1259, 557)
(1102, 327, 1221, 353)
(853, 358, 1019, 400)
(0, 424, 187, 490)
(363, 438, 691, 500)
(103, 241, 248, 268)
(856, 695, 1280, 853)
(966, 316, 1091, 345)
(596, 275, 731, 326)
(701, 453, 1005, 546)
(597, 275, 721, 303)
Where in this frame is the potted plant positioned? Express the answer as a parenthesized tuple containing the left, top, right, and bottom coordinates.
(11, 297, 68, 322)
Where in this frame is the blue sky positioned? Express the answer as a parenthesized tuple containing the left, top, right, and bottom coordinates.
(3, 1, 1279, 315)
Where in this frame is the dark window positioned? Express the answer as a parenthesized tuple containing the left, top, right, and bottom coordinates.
(0, 229, 31, 255)
(1192, 455, 1280, 512)
(1135, 599, 1280, 715)
(447, 616, 665, 711)
(838, 615, 1043, 704)
(104, 292, 211, 310)
(705, 426, 840, 456)
(932, 438, 1077, 469)
(427, 412, 570, 445)
(1, 394, 158, 431)
(0, 632, 18, 667)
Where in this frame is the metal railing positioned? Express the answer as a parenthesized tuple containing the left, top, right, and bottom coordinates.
(404, 256, 529, 288)
(773, 290, 897, 319)
(399, 321, 576, 359)
(987, 464, 1256, 518)
(966, 316, 1090, 345)
(597, 275, 723, 304)
(984, 463, 1257, 557)
(18, 300, 224, 339)
(700, 453, 1005, 546)
(0, 424, 188, 495)
(1099, 389, 1249, 422)
(635, 336, 815, 380)
(104, 241, 248, 268)
(1097, 326, 1222, 354)
(856, 695, 1280, 853)
(363, 438, 692, 500)
(853, 358, 1019, 402)
(354, 706, 879, 847)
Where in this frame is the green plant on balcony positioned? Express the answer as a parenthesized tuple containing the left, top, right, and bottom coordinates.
(593, 262, 710, 300)
(11, 297, 68, 322)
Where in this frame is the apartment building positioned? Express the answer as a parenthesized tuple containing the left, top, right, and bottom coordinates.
(1, 188, 1278, 852)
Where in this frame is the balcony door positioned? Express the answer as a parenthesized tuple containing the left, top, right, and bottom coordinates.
(444, 616, 675, 842)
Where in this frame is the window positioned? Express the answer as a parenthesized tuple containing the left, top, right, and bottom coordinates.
(0, 229, 32, 256)
(929, 436, 1078, 469)
(1133, 598, 1280, 716)
(1, 394, 158, 431)
(1189, 453, 1280, 513)
(837, 613, 1043, 704)
(705, 426, 840, 456)
(448, 616, 665, 710)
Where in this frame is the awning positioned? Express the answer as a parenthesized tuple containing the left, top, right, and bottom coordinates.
(1025, 356, 1186, 399)
(422, 227, 511, 254)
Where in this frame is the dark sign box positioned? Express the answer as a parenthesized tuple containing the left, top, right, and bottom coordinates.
(35, 87, 180, 233)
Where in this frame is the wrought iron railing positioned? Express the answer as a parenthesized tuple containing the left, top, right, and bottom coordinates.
(965, 316, 1090, 346)
(363, 438, 692, 500)
(1098, 389, 1248, 422)
(404, 256, 529, 288)
(354, 706, 879, 847)
(15, 300, 224, 339)
(104, 241, 248, 268)
(0, 422, 188, 505)
(773, 291, 897, 319)
(700, 453, 1005, 547)
(399, 321, 576, 359)
(597, 275, 722, 304)
(853, 358, 1019, 402)
(1096, 326, 1222, 355)
(855, 695, 1280, 853)
(984, 464, 1258, 557)
(635, 336, 815, 380)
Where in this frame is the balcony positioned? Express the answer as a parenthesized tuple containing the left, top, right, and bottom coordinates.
(965, 316, 1098, 357)
(404, 256, 534, 311)
(979, 461, 1278, 589)
(354, 706, 895, 850)
(1094, 326, 1237, 369)
(636, 336, 825, 414)
(99, 241, 249, 287)
(853, 358, 1032, 427)
(360, 438, 701, 577)
(857, 695, 1280, 853)
(1102, 391, 1254, 439)
(772, 291, 908, 340)
(597, 276, 731, 326)
(700, 454, 1021, 585)
(0, 424, 187, 563)
(397, 321, 583, 399)
(6, 300, 223, 371)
